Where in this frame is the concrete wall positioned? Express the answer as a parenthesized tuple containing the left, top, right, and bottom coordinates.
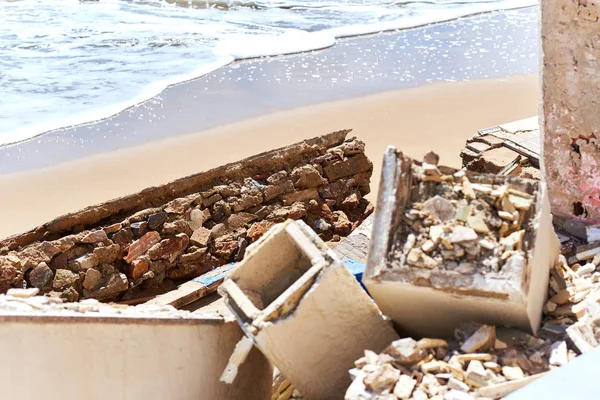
(541, 0, 600, 234)
(0, 315, 272, 400)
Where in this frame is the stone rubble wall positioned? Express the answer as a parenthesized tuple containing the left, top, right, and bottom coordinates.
(0, 130, 374, 303)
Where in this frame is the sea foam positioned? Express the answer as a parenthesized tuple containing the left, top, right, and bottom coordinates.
(0, 0, 538, 146)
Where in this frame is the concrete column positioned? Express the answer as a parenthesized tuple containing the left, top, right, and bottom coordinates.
(542, 0, 600, 235)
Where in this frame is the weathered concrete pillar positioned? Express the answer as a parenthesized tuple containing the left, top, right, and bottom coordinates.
(542, 0, 600, 235)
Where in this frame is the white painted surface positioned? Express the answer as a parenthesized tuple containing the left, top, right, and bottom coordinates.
(0, 315, 272, 400)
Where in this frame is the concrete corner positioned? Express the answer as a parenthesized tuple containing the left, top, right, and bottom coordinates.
(364, 147, 559, 338)
(219, 219, 399, 399)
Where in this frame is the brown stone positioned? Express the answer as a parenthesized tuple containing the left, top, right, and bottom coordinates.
(83, 268, 102, 290)
(267, 170, 288, 185)
(202, 193, 223, 208)
(227, 212, 258, 230)
(190, 227, 211, 247)
(147, 234, 189, 263)
(49, 252, 68, 270)
(37, 242, 61, 259)
(341, 191, 361, 212)
(128, 258, 149, 280)
(264, 180, 295, 202)
(289, 202, 308, 220)
(81, 230, 109, 244)
(291, 164, 326, 189)
(103, 223, 122, 234)
(188, 208, 211, 231)
(83, 272, 128, 301)
(164, 195, 197, 214)
(230, 193, 263, 213)
(211, 240, 239, 261)
(59, 287, 80, 302)
(123, 231, 161, 263)
(281, 188, 319, 206)
(52, 269, 80, 291)
(168, 251, 219, 280)
(332, 211, 353, 236)
(28, 262, 54, 288)
(92, 244, 120, 264)
(323, 153, 372, 181)
(215, 184, 241, 198)
(178, 248, 208, 264)
(247, 221, 276, 242)
(162, 220, 193, 236)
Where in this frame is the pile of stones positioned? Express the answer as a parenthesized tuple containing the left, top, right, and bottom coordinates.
(345, 322, 572, 400)
(0, 136, 374, 304)
(390, 153, 535, 276)
(0, 287, 197, 319)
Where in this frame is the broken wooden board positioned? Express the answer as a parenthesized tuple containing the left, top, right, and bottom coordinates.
(146, 263, 235, 309)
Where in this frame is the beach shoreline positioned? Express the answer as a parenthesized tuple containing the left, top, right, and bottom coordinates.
(0, 6, 539, 175)
(0, 74, 539, 239)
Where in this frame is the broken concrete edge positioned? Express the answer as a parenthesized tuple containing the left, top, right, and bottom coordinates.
(0, 305, 273, 400)
(363, 146, 559, 337)
(0, 129, 351, 250)
(219, 219, 399, 399)
(218, 220, 333, 333)
(0, 298, 234, 325)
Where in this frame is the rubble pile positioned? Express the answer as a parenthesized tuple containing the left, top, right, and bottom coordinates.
(345, 322, 564, 400)
(547, 253, 600, 352)
(0, 287, 198, 319)
(390, 157, 536, 276)
(0, 132, 373, 303)
(459, 122, 540, 180)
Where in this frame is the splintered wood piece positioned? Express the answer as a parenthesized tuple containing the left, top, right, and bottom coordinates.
(147, 264, 235, 309)
(220, 336, 254, 384)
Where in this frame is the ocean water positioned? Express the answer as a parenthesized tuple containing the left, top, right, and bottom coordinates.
(0, 0, 537, 146)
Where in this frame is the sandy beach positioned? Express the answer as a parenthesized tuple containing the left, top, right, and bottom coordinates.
(0, 73, 538, 239)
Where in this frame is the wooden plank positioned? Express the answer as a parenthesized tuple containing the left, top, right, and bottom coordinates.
(145, 263, 235, 309)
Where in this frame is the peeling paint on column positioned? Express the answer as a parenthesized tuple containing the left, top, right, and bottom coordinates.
(542, 0, 600, 233)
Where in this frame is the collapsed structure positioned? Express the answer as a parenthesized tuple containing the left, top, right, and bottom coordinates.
(363, 147, 559, 337)
(0, 130, 373, 304)
(219, 220, 399, 399)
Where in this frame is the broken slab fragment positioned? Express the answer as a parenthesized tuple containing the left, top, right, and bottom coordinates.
(364, 147, 559, 337)
(219, 219, 398, 399)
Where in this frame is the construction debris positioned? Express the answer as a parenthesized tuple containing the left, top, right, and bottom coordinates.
(345, 323, 553, 400)
(0, 131, 373, 304)
(219, 219, 399, 399)
(460, 119, 540, 180)
(364, 147, 559, 337)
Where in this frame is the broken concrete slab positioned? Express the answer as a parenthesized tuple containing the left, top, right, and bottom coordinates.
(460, 118, 541, 180)
(364, 147, 560, 337)
(219, 219, 398, 399)
(0, 294, 272, 400)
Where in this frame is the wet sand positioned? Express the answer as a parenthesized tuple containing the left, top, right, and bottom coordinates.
(0, 74, 538, 239)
